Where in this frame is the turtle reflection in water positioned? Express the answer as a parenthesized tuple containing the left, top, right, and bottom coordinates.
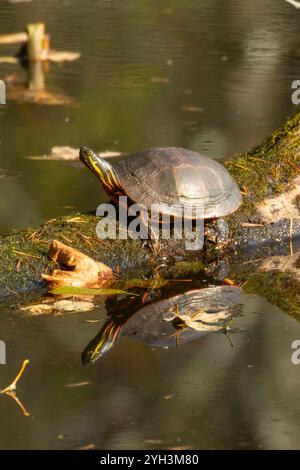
(81, 285, 242, 364)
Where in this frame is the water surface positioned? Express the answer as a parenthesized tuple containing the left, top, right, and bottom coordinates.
(0, 0, 300, 450)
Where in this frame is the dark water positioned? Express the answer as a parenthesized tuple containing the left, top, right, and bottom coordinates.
(0, 0, 300, 450)
(1, 286, 300, 450)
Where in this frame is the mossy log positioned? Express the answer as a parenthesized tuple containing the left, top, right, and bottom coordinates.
(0, 111, 300, 299)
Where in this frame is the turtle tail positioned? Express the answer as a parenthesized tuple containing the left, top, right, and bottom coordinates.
(79, 146, 122, 194)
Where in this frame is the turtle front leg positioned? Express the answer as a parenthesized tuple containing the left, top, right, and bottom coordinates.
(204, 217, 229, 248)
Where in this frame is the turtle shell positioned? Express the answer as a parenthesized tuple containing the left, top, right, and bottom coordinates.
(115, 147, 242, 219)
(122, 286, 242, 348)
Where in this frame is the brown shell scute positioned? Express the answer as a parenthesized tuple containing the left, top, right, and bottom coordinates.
(115, 147, 242, 219)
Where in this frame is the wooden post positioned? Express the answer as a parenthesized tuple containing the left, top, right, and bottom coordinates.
(26, 23, 49, 61)
(28, 61, 45, 92)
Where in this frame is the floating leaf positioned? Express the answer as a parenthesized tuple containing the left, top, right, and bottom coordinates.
(181, 105, 204, 112)
(26, 146, 124, 161)
(65, 381, 91, 388)
(48, 51, 81, 62)
(21, 300, 95, 315)
(150, 77, 170, 84)
(0, 57, 18, 64)
(0, 32, 27, 45)
(78, 443, 95, 450)
(165, 301, 235, 332)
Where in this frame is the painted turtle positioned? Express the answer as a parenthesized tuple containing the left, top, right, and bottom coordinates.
(81, 285, 242, 364)
(79, 146, 242, 244)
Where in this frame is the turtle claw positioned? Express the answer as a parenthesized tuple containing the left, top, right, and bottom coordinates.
(205, 217, 229, 248)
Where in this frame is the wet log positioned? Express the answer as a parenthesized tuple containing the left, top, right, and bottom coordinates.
(0, 111, 299, 298)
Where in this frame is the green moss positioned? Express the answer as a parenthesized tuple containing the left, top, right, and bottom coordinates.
(225, 109, 300, 222)
(0, 213, 148, 297)
(171, 260, 205, 277)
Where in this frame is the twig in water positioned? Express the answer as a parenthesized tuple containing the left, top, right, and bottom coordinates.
(0, 359, 30, 417)
(1, 359, 30, 393)
(4, 391, 30, 417)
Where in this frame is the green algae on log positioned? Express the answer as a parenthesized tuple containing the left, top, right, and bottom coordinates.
(0, 111, 300, 298)
(0, 215, 149, 297)
(226, 110, 300, 221)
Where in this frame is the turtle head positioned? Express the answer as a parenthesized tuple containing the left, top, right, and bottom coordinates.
(81, 319, 123, 365)
(79, 146, 122, 194)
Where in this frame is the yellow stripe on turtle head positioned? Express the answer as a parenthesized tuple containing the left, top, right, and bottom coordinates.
(79, 146, 122, 193)
(81, 319, 122, 364)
